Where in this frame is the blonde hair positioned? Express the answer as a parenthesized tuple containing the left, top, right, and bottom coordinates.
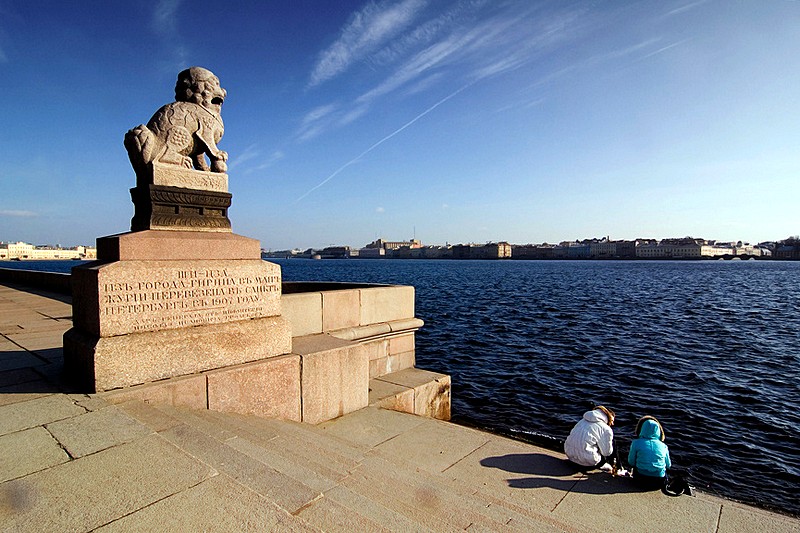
(596, 405, 615, 426)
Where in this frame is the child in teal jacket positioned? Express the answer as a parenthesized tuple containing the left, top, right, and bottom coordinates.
(628, 416, 671, 489)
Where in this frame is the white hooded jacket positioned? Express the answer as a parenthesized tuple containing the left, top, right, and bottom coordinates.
(564, 409, 614, 466)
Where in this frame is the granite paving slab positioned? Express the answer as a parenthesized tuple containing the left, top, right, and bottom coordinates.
(158, 422, 321, 514)
(371, 416, 492, 474)
(0, 427, 69, 483)
(439, 434, 578, 518)
(0, 433, 217, 531)
(95, 473, 319, 532)
(46, 405, 153, 458)
(552, 472, 721, 533)
(716, 499, 800, 533)
(317, 405, 426, 448)
(0, 394, 85, 436)
(317, 484, 434, 533)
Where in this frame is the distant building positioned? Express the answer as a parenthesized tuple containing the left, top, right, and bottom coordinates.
(511, 244, 554, 260)
(364, 238, 422, 251)
(587, 238, 615, 259)
(358, 247, 386, 258)
(774, 238, 800, 260)
(0, 242, 95, 260)
(553, 242, 590, 259)
(450, 242, 511, 259)
(635, 238, 734, 259)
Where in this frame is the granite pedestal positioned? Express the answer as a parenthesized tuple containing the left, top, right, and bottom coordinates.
(64, 231, 291, 392)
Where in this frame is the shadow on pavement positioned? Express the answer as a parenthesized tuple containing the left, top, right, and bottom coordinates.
(481, 453, 657, 495)
(480, 453, 581, 476)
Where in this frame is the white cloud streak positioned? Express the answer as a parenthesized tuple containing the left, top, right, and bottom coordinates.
(152, 0, 181, 35)
(665, 0, 711, 17)
(0, 210, 37, 217)
(309, 0, 428, 87)
(295, 81, 473, 203)
(151, 0, 188, 69)
(639, 38, 692, 60)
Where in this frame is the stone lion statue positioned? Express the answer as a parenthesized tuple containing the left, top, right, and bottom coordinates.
(125, 66, 228, 176)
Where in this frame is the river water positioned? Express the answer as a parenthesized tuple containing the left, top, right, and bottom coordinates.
(3, 258, 798, 515)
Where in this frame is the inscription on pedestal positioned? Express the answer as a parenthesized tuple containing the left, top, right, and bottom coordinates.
(74, 260, 283, 337)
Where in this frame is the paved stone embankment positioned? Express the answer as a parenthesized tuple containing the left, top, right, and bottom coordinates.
(1, 283, 798, 532)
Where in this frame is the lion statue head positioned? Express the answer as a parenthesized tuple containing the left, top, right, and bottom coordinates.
(174, 67, 227, 116)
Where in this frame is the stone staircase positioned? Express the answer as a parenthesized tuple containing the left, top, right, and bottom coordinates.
(115, 400, 574, 532)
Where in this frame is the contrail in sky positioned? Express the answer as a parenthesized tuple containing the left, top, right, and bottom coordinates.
(294, 82, 475, 203)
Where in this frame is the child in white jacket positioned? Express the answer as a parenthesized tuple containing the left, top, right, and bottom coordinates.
(564, 405, 615, 470)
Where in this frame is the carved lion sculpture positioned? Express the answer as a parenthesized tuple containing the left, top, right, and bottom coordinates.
(125, 67, 228, 176)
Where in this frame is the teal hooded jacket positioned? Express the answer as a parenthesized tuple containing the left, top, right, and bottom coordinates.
(627, 419, 671, 477)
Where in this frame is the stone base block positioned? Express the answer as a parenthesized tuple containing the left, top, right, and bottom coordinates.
(207, 355, 301, 421)
(293, 334, 369, 425)
(370, 368, 451, 420)
(366, 333, 416, 379)
(100, 373, 208, 409)
(96, 230, 262, 261)
(368, 379, 415, 413)
(64, 316, 292, 392)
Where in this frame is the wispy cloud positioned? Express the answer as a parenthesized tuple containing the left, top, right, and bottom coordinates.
(152, 0, 181, 35)
(295, 3, 587, 181)
(639, 38, 692, 60)
(151, 0, 188, 69)
(0, 210, 37, 217)
(309, 0, 428, 87)
(295, 81, 473, 203)
(246, 150, 285, 173)
(228, 144, 261, 170)
(297, 104, 340, 141)
(665, 0, 711, 17)
(376, 206, 385, 213)
(352, 4, 580, 114)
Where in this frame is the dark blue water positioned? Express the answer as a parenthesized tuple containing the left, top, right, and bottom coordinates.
(3, 259, 799, 516)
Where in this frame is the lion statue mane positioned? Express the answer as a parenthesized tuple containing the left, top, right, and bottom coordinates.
(125, 66, 228, 177)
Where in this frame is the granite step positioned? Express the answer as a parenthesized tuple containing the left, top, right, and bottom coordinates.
(350, 453, 562, 532)
(153, 415, 322, 515)
(353, 450, 572, 532)
(200, 408, 366, 468)
(118, 400, 576, 531)
(189, 410, 359, 493)
(145, 405, 424, 531)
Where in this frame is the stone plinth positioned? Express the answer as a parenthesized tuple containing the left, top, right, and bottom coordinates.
(130, 185, 232, 232)
(65, 315, 291, 391)
(97, 230, 260, 261)
(64, 231, 292, 393)
(129, 162, 231, 233)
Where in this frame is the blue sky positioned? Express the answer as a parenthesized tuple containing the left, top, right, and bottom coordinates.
(1, 0, 799, 249)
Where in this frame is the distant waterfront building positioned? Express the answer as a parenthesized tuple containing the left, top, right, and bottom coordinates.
(0, 242, 96, 260)
(261, 248, 303, 259)
(358, 247, 386, 258)
(364, 238, 422, 251)
(450, 242, 511, 259)
(511, 244, 555, 260)
(552, 242, 590, 259)
(587, 238, 615, 259)
(635, 238, 735, 259)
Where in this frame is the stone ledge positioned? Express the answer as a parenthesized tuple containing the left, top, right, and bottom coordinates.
(369, 368, 451, 420)
(329, 318, 423, 342)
